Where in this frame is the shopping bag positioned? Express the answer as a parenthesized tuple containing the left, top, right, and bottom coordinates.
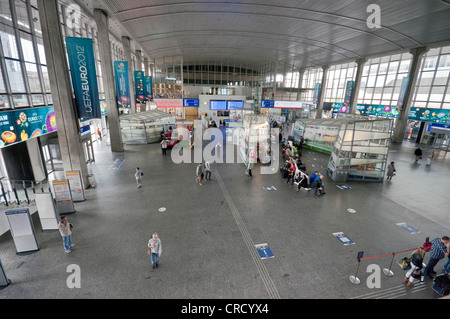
(397, 257, 411, 270)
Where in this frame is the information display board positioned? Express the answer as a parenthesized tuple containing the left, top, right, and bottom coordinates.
(35, 193, 59, 231)
(5, 209, 39, 253)
(52, 180, 75, 214)
(210, 100, 227, 110)
(66, 171, 85, 202)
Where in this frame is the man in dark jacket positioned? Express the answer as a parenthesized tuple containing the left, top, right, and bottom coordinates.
(414, 147, 423, 163)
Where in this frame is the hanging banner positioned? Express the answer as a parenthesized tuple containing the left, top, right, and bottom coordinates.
(396, 77, 410, 111)
(313, 83, 321, 103)
(66, 171, 85, 202)
(343, 80, 355, 106)
(134, 71, 145, 103)
(65, 37, 101, 119)
(144, 75, 153, 101)
(113, 61, 131, 109)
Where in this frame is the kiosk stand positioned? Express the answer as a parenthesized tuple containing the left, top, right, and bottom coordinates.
(0, 258, 11, 287)
(5, 209, 39, 254)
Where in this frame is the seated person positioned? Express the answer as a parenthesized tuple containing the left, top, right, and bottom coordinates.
(296, 174, 310, 191)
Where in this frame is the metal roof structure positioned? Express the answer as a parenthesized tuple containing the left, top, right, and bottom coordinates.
(83, 0, 450, 71)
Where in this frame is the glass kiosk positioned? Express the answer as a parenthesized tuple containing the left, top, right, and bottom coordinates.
(327, 118, 393, 182)
(239, 114, 271, 166)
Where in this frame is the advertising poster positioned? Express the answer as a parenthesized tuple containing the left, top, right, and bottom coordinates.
(134, 70, 145, 103)
(11, 106, 57, 142)
(418, 108, 450, 124)
(144, 75, 153, 101)
(343, 81, 355, 106)
(313, 83, 321, 103)
(396, 77, 410, 111)
(113, 61, 131, 109)
(0, 111, 17, 147)
(52, 180, 75, 214)
(65, 37, 101, 118)
(66, 171, 85, 202)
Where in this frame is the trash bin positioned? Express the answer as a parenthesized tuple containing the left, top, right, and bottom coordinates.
(87, 174, 96, 188)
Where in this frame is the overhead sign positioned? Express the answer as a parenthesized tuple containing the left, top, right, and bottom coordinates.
(183, 99, 199, 107)
(274, 101, 305, 109)
(261, 100, 274, 108)
(65, 37, 101, 118)
(344, 80, 355, 106)
(113, 61, 131, 109)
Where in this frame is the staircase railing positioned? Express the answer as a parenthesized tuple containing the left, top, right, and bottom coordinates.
(0, 178, 51, 207)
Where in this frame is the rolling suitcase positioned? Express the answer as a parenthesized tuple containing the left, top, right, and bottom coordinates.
(432, 274, 450, 296)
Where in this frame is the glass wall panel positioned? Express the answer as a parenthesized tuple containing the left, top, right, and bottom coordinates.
(5, 59, 25, 92)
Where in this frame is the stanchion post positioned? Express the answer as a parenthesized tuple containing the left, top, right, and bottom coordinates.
(349, 251, 364, 284)
(383, 252, 395, 277)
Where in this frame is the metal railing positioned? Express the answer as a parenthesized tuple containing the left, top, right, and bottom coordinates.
(0, 178, 51, 207)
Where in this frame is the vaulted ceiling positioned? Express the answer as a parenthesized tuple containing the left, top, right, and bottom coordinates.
(86, 0, 450, 71)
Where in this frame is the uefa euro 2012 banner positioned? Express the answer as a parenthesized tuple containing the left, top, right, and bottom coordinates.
(0, 106, 57, 148)
(65, 37, 101, 118)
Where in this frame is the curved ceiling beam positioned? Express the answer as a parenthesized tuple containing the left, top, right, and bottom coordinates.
(115, 5, 422, 49)
(136, 30, 360, 60)
(113, 1, 422, 46)
(144, 44, 326, 66)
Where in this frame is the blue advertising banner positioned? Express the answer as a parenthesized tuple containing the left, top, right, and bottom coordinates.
(397, 77, 410, 111)
(134, 71, 145, 103)
(144, 75, 153, 101)
(418, 108, 450, 124)
(65, 37, 101, 118)
(313, 83, 321, 103)
(344, 81, 355, 106)
(113, 61, 131, 109)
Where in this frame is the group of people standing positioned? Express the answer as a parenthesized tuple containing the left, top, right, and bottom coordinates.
(403, 236, 450, 287)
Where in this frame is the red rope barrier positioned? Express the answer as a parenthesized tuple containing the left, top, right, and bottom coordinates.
(359, 248, 417, 261)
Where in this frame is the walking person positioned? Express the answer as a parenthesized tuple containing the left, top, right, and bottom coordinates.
(58, 216, 75, 253)
(404, 247, 426, 287)
(160, 139, 167, 155)
(423, 236, 450, 279)
(135, 167, 143, 188)
(97, 127, 102, 141)
(246, 161, 253, 177)
(148, 233, 162, 269)
(196, 162, 203, 185)
(204, 160, 212, 180)
(414, 146, 423, 163)
(386, 161, 396, 180)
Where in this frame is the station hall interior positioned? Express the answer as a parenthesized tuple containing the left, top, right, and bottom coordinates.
(0, 0, 450, 301)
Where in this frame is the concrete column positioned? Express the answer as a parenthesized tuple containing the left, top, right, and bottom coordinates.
(143, 57, 149, 75)
(122, 36, 136, 113)
(349, 58, 367, 114)
(392, 46, 429, 143)
(136, 50, 142, 71)
(272, 62, 277, 99)
(93, 9, 124, 152)
(315, 65, 329, 119)
(296, 68, 306, 101)
(37, 0, 89, 187)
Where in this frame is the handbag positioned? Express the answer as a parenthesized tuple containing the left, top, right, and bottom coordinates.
(397, 257, 411, 270)
(147, 249, 151, 255)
